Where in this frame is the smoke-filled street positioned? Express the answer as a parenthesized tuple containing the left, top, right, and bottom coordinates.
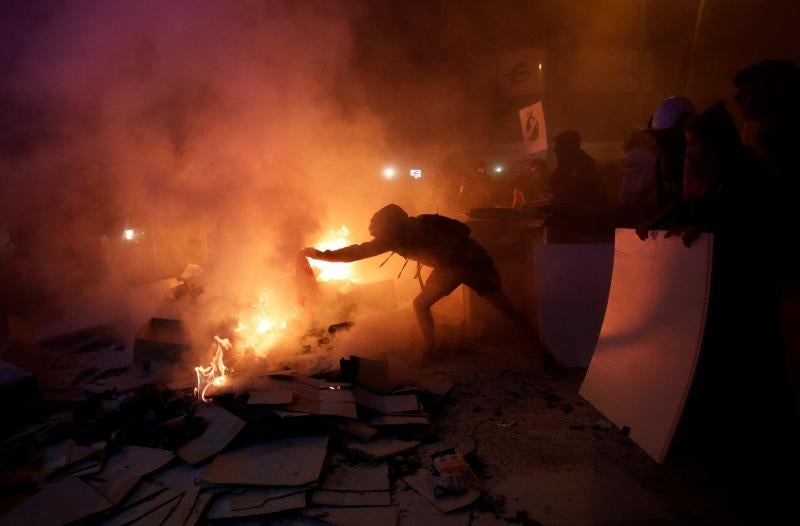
(1, 1, 799, 524)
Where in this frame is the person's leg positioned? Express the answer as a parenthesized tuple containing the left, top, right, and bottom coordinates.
(413, 268, 462, 352)
(482, 290, 540, 343)
(482, 289, 560, 374)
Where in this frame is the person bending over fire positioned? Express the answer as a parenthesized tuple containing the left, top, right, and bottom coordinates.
(301, 204, 555, 369)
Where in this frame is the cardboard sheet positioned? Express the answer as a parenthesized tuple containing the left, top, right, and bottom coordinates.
(162, 489, 198, 526)
(311, 489, 390, 507)
(98, 446, 175, 480)
(326, 418, 378, 440)
(579, 229, 713, 462)
(203, 435, 328, 486)
(353, 386, 420, 414)
(369, 415, 429, 426)
(88, 474, 142, 505)
(176, 404, 246, 465)
(247, 390, 294, 405)
(534, 243, 614, 366)
(183, 492, 214, 526)
(1, 477, 112, 525)
(206, 491, 307, 520)
(319, 457, 389, 492)
(341, 437, 420, 460)
(102, 488, 184, 526)
(304, 506, 398, 526)
(148, 462, 207, 491)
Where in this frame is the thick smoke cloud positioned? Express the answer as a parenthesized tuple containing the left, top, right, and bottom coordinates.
(0, 0, 392, 328)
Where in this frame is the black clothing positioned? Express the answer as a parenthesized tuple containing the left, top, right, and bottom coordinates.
(315, 214, 502, 296)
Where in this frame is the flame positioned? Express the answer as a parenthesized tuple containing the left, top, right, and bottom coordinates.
(194, 336, 230, 402)
(231, 292, 290, 357)
(310, 225, 357, 282)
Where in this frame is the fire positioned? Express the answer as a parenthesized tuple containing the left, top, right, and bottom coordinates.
(309, 225, 357, 282)
(194, 293, 293, 402)
(194, 336, 230, 402)
(232, 292, 291, 356)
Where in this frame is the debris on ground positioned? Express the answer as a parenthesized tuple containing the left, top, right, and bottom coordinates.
(0, 312, 463, 525)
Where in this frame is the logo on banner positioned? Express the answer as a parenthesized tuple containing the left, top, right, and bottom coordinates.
(523, 108, 540, 143)
(518, 101, 547, 154)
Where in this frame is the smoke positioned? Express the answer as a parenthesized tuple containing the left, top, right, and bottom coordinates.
(0, 0, 394, 328)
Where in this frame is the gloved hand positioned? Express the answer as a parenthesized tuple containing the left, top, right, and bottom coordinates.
(680, 226, 701, 248)
(635, 223, 651, 241)
(300, 247, 322, 259)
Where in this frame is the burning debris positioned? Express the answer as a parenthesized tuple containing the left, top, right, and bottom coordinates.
(193, 337, 230, 403)
(0, 290, 471, 525)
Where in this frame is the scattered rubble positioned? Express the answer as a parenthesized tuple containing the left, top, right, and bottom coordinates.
(0, 313, 464, 525)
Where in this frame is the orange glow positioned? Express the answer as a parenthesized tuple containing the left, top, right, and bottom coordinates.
(194, 336, 230, 402)
(232, 292, 292, 356)
(309, 225, 358, 282)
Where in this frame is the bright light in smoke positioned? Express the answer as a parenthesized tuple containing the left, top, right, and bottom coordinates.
(538, 62, 543, 70)
(383, 167, 396, 179)
(310, 225, 357, 282)
(232, 292, 291, 356)
(494, 165, 504, 173)
(410, 169, 422, 179)
(123, 229, 135, 241)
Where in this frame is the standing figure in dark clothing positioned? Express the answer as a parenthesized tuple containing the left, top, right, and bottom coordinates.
(301, 204, 553, 365)
(638, 101, 794, 517)
(733, 60, 800, 280)
(550, 130, 605, 210)
(636, 96, 697, 238)
(547, 131, 608, 241)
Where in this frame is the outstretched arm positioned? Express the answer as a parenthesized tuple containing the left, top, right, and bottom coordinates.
(302, 239, 390, 263)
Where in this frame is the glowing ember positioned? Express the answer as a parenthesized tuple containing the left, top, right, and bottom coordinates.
(309, 225, 357, 282)
(232, 292, 290, 356)
(194, 336, 230, 402)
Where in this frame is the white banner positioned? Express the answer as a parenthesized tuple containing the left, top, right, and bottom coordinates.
(518, 101, 547, 155)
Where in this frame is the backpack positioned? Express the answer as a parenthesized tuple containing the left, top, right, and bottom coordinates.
(416, 214, 471, 242)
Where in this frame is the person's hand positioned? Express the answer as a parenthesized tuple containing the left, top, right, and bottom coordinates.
(635, 223, 650, 241)
(300, 247, 322, 259)
(681, 226, 701, 248)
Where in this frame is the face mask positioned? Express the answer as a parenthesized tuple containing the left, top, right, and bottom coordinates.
(683, 147, 718, 201)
